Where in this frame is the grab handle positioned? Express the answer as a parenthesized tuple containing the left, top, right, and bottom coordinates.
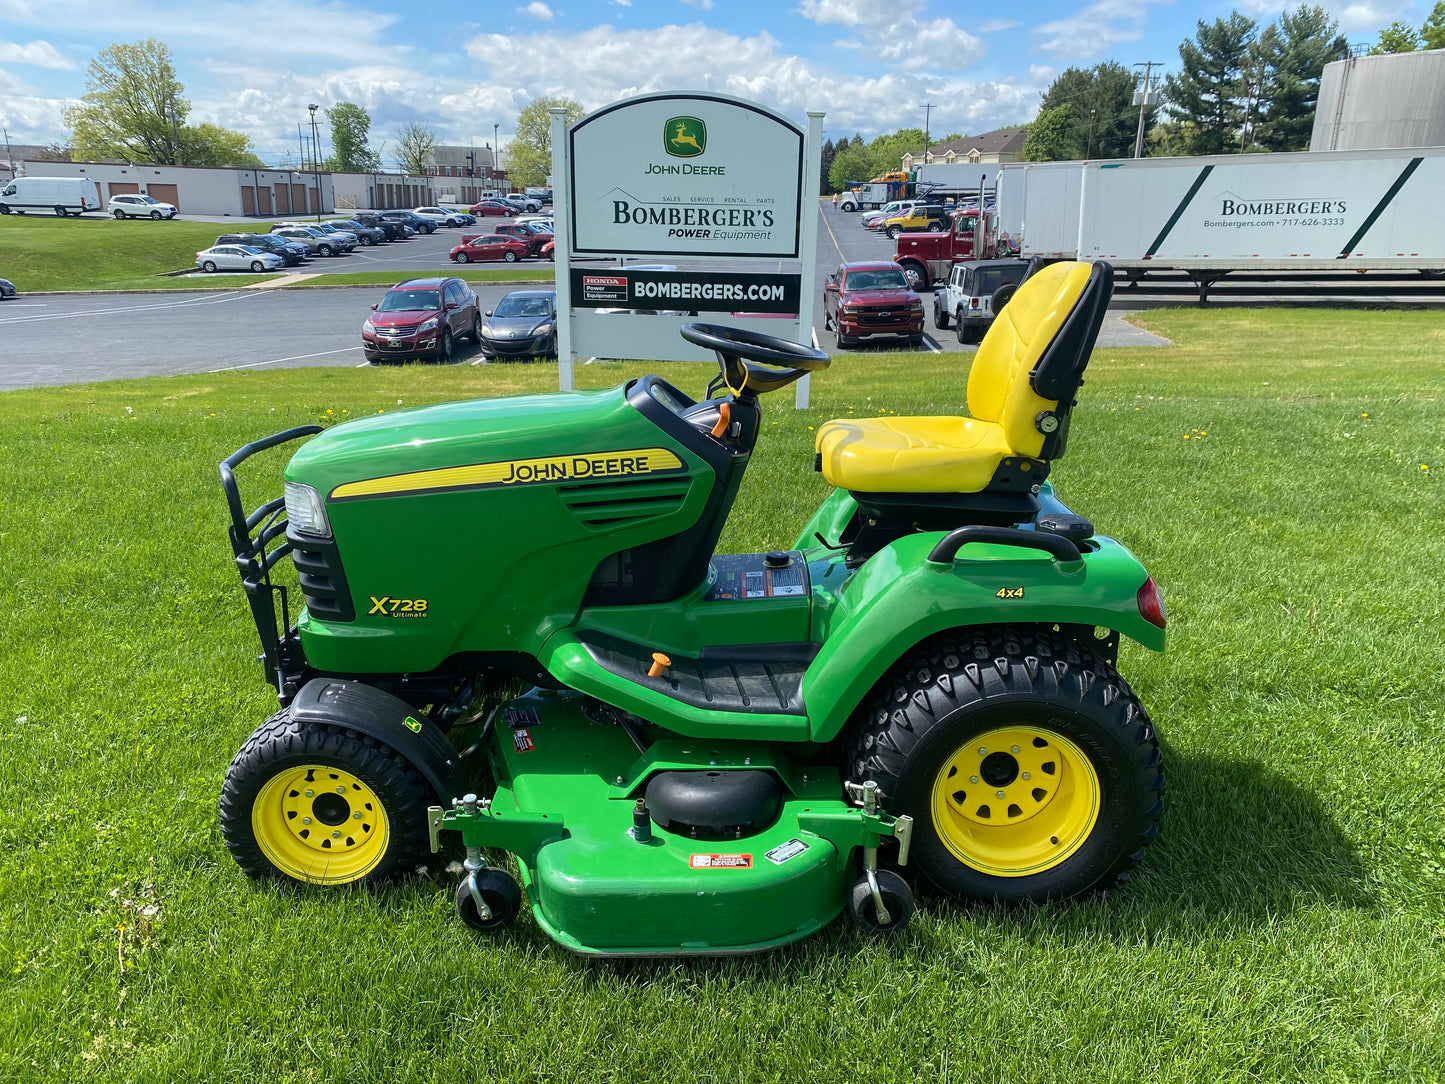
(927, 526, 1081, 565)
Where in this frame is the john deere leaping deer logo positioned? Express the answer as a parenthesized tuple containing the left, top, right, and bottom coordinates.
(664, 116, 707, 158)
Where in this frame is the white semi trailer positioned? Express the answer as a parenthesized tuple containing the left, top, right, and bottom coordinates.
(996, 147, 1445, 299)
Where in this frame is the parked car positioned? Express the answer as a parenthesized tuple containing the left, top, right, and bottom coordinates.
(881, 204, 950, 238)
(216, 233, 307, 266)
(468, 199, 516, 218)
(270, 224, 345, 256)
(107, 193, 179, 220)
(327, 218, 386, 245)
(502, 194, 543, 213)
(860, 201, 908, 230)
(822, 260, 925, 349)
(493, 221, 553, 255)
(0, 177, 103, 216)
(479, 290, 557, 359)
(379, 209, 437, 234)
(351, 212, 412, 240)
(0, 277, 16, 299)
(523, 186, 552, 204)
(935, 258, 1029, 343)
(540, 240, 554, 261)
(361, 276, 481, 364)
(449, 234, 531, 263)
(413, 205, 469, 227)
(445, 209, 477, 226)
(195, 245, 284, 273)
(309, 223, 359, 250)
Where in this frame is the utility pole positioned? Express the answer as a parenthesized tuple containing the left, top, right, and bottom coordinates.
(920, 102, 934, 161)
(493, 122, 500, 188)
(1086, 109, 1097, 159)
(308, 103, 322, 220)
(2, 128, 14, 181)
(1133, 61, 1162, 158)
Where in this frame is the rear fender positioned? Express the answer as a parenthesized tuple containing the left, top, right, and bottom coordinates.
(289, 678, 464, 801)
(802, 532, 1164, 743)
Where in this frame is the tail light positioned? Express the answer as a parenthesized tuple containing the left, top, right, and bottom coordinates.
(1137, 575, 1166, 629)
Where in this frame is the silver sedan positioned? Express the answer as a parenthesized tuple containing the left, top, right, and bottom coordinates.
(195, 245, 285, 273)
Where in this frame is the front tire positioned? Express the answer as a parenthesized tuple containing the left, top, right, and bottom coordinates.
(438, 328, 453, 362)
(250, 260, 265, 272)
(318, 243, 334, 257)
(887, 225, 903, 239)
(900, 261, 928, 292)
(219, 711, 436, 887)
(455, 251, 471, 263)
(846, 628, 1164, 904)
(150, 210, 163, 220)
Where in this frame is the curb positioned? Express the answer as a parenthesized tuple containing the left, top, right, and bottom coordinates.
(14, 279, 558, 297)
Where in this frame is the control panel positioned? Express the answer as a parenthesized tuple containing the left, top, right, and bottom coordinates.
(704, 551, 809, 601)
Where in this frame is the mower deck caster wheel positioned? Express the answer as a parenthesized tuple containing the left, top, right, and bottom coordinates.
(848, 869, 915, 934)
(455, 866, 521, 932)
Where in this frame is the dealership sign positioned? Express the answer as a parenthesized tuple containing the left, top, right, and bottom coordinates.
(568, 93, 804, 258)
(570, 268, 800, 314)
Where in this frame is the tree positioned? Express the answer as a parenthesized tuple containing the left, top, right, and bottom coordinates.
(1370, 20, 1421, 54)
(1423, 2, 1445, 49)
(819, 137, 838, 194)
(33, 143, 71, 161)
(1020, 104, 1076, 161)
(1037, 62, 1139, 159)
(828, 133, 870, 191)
(394, 122, 438, 175)
(507, 96, 586, 189)
(326, 103, 382, 172)
(64, 39, 188, 164)
(1254, 5, 1348, 152)
(181, 123, 264, 168)
(1162, 13, 1258, 155)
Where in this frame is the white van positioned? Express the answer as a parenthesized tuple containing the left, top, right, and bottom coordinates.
(0, 177, 104, 217)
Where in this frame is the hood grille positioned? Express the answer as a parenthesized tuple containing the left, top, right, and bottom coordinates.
(559, 476, 692, 528)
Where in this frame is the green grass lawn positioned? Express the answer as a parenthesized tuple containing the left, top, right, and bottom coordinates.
(0, 310, 1442, 1082)
(0, 216, 551, 293)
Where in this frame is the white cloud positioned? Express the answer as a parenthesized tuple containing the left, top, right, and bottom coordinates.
(523, 2, 554, 18)
(1033, 0, 1168, 62)
(612, 0, 632, 6)
(1332, 2, 1413, 33)
(681, 0, 715, 9)
(798, 0, 984, 71)
(0, 39, 76, 69)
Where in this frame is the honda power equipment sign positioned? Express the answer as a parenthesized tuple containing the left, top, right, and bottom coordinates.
(569, 94, 804, 259)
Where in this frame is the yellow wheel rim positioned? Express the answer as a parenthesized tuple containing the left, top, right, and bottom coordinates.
(931, 725, 1099, 877)
(252, 765, 391, 885)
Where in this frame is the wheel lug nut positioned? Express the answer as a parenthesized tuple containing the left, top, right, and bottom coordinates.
(970, 775, 979, 784)
(332, 831, 341, 839)
(353, 811, 362, 819)
(337, 786, 346, 794)
(1022, 772, 1031, 780)
(304, 789, 314, 797)
(1011, 745, 1020, 753)
(996, 790, 1006, 799)
(978, 747, 987, 755)
(302, 817, 311, 825)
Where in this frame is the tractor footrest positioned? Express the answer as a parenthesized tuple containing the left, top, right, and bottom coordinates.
(577, 633, 816, 716)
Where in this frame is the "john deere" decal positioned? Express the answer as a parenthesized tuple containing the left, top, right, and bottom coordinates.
(330, 448, 685, 500)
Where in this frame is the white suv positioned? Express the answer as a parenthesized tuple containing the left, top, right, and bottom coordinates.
(935, 258, 1029, 343)
(108, 194, 178, 220)
(412, 206, 468, 227)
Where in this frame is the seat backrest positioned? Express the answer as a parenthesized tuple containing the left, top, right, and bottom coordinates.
(965, 260, 1113, 460)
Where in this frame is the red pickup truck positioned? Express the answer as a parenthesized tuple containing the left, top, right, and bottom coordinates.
(893, 208, 1006, 291)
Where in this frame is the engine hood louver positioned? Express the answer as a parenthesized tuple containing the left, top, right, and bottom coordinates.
(559, 476, 692, 528)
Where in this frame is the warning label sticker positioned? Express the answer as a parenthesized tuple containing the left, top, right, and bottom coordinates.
(764, 839, 809, 865)
(512, 728, 535, 753)
(689, 853, 752, 869)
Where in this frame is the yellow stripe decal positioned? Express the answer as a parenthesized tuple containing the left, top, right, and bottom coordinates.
(330, 447, 685, 500)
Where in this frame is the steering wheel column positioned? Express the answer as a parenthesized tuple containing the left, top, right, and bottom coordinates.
(680, 323, 830, 400)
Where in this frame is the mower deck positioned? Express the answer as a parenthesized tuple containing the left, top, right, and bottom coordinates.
(466, 690, 869, 955)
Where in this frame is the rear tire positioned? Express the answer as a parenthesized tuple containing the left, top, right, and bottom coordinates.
(54, 205, 67, 218)
(203, 260, 218, 273)
(219, 710, 436, 887)
(956, 312, 975, 344)
(845, 627, 1164, 904)
(933, 300, 950, 330)
(504, 250, 517, 262)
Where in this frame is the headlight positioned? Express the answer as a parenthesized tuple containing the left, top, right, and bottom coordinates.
(532, 322, 553, 336)
(479, 323, 495, 337)
(362, 318, 374, 331)
(417, 318, 439, 333)
(284, 481, 332, 538)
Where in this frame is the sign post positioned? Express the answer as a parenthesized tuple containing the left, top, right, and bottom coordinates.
(550, 106, 575, 391)
(795, 111, 824, 411)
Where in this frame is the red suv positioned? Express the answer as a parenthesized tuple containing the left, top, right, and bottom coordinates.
(362, 277, 481, 363)
(822, 261, 925, 349)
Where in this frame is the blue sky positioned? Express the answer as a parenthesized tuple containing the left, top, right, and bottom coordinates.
(0, 0, 1428, 167)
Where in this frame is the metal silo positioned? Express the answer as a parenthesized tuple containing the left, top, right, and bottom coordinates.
(1312, 48, 1445, 151)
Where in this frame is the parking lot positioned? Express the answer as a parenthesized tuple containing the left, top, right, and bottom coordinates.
(1, 203, 1173, 391)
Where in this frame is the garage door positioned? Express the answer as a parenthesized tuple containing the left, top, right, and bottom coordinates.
(274, 184, 290, 213)
(240, 187, 255, 215)
(148, 184, 180, 209)
(291, 184, 307, 214)
(108, 182, 139, 199)
(308, 187, 319, 214)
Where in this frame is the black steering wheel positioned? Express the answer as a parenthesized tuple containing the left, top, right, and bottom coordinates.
(681, 322, 830, 397)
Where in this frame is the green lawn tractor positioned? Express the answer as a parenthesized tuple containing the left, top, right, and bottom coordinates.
(217, 259, 1167, 955)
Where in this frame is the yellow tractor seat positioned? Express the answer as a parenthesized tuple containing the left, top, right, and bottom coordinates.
(816, 260, 1113, 497)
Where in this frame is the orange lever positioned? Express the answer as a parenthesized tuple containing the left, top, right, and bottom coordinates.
(647, 652, 671, 678)
(710, 402, 731, 438)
